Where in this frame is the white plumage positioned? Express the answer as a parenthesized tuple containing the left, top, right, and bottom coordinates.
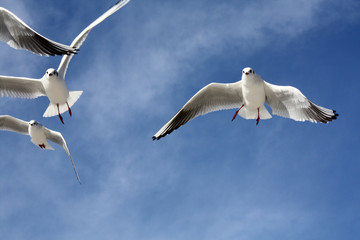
(153, 67, 338, 140)
(0, 7, 76, 56)
(0, 0, 131, 123)
(0, 115, 81, 184)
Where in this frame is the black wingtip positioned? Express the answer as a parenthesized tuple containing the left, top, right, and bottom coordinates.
(152, 136, 157, 141)
(112, 0, 125, 9)
(65, 48, 78, 55)
(330, 110, 339, 122)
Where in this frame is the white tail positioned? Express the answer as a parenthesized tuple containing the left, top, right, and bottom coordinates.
(43, 91, 83, 117)
(238, 105, 272, 120)
(31, 139, 54, 150)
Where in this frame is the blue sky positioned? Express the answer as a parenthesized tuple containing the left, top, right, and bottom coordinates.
(0, 0, 359, 239)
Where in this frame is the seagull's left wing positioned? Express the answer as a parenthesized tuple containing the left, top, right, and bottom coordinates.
(264, 81, 338, 123)
(44, 128, 81, 184)
(57, 0, 131, 78)
(0, 115, 28, 134)
(0, 7, 77, 56)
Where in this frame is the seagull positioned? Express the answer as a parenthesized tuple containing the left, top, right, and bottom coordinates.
(153, 67, 338, 140)
(0, 7, 77, 56)
(0, 0, 131, 124)
(0, 115, 81, 184)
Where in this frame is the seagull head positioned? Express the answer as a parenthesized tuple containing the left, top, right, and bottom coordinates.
(29, 120, 39, 126)
(46, 68, 58, 78)
(242, 67, 255, 76)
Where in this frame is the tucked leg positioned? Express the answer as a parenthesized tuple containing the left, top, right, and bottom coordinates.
(57, 104, 64, 124)
(256, 108, 260, 125)
(232, 104, 245, 121)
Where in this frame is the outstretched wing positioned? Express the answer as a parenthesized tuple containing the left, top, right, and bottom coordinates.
(153, 81, 244, 140)
(0, 7, 77, 56)
(0, 115, 29, 134)
(264, 81, 338, 123)
(0, 75, 45, 98)
(44, 128, 81, 184)
(57, 0, 131, 78)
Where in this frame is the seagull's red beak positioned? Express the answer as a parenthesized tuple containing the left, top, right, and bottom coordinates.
(245, 72, 249, 75)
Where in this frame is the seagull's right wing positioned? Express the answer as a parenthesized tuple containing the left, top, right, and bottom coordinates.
(153, 81, 244, 140)
(44, 128, 81, 184)
(0, 75, 45, 98)
(0, 7, 77, 56)
(57, 0, 131, 78)
(0, 115, 28, 135)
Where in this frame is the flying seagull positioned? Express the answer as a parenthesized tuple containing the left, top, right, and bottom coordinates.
(0, 0, 131, 124)
(153, 67, 338, 140)
(0, 115, 81, 184)
(0, 7, 77, 56)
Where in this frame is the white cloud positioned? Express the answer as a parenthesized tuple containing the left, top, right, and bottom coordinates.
(0, 0, 358, 239)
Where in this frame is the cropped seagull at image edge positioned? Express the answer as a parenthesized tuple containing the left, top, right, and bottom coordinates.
(0, 115, 81, 184)
(0, 0, 131, 124)
(153, 67, 338, 140)
(0, 7, 77, 56)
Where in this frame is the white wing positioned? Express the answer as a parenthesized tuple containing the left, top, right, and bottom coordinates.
(153, 81, 244, 140)
(264, 81, 338, 123)
(57, 0, 131, 78)
(44, 128, 81, 184)
(0, 115, 29, 134)
(0, 7, 76, 56)
(0, 75, 45, 98)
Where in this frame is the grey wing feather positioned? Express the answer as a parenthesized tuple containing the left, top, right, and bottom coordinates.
(0, 7, 77, 56)
(57, 0, 131, 78)
(0, 115, 29, 134)
(0, 75, 45, 98)
(264, 81, 338, 123)
(153, 81, 244, 140)
(44, 128, 81, 184)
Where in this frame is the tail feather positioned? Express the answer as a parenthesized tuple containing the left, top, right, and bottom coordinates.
(238, 105, 272, 120)
(67, 91, 83, 109)
(31, 139, 54, 150)
(43, 91, 83, 117)
(45, 143, 55, 150)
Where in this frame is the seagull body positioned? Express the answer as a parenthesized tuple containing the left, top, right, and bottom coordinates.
(0, 7, 76, 56)
(42, 69, 69, 104)
(153, 67, 338, 140)
(0, 115, 81, 183)
(239, 68, 271, 122)
(28, 120, 54, 150)
(0, 0, 131, 123)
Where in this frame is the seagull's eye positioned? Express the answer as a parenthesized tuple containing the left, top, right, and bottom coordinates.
(249, 69, 252, 73)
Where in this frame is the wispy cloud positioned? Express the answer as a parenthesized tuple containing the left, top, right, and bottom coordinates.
(0, 0, 359, 239)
